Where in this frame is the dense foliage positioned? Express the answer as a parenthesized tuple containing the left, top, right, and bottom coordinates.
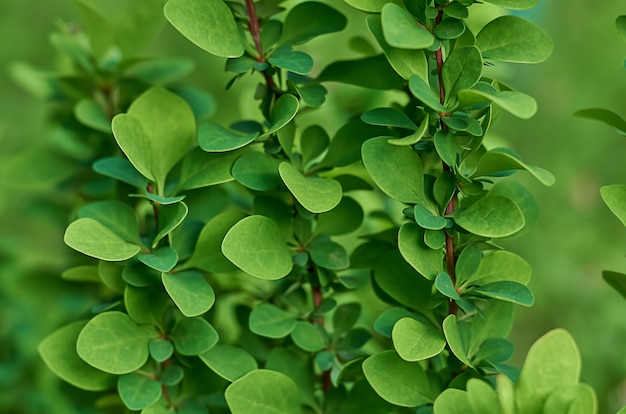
(2, 0, 624, 413)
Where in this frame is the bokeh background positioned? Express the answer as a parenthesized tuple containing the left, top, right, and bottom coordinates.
(1, 0, 624, 412)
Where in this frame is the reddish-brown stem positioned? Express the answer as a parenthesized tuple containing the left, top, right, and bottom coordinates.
(435, 8, 458, 315)
(311, 284, 331, 392)
(161, 359, 172, 405)
(245, 0, 264, 61)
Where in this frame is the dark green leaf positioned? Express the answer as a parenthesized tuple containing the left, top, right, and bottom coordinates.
(308, 237, 349, 270)
(434, 18, 466, 40)
(442, 46, 482, 102)
(316, 197, 363, 236)
(413, 204, 447, 230)
(267, 94, 299, 136)
(472, 281, 534, 306)
(198, 121, 258, 152)
(333, 303, 361, 337)
(409, 75, 446, 112)
(178, 148, 238, 191)
(232, 151, 281, 191)
(153, 202, 188, 247)
(170, 317, 219, 356)
(149, 338, 174, 362)
(279, 2, 347, 46)
(318, 55, 405, 90)
(300, 125, 329, 169)
(291, 321, 326, 352)
(93, 157, 148, 188)
(602, 271, 626, 300)
(574, 108, 626, 136)
(442, 314, 473, 367)
(361, 108, 417, 130)
(388, 113, 430, 146)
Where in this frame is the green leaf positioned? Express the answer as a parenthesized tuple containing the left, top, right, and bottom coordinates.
(308, 237, 349, 270)
(291, 321, 326, 352)
(279, 163, 342, 213)
(291, 81, 327, 108)
(381, 3, 434, 49)
(76, 311, 157, 375)
(75, 99, 111, 133)
(374, 249, 434, 311)
(414, 204, 447, 230)
(198, 121, 258, 152)
(316, 197, 363, 236)
(455, 244, 482, 286)
(490, 180, 539, 237)
(153, 202, 188, 247)
(332, 303, 361, 337)
(362, 137, 426, 204)
(178, 148, 238, 191)
(398, 223, 444, 281)
(222, 215, 293, 280)
(125, 285, 169, 326)
(443, 46, 483, 102)
(200, 345, 258, 382)
(433, 388, 474, 414)
(476, 16, 553, 63)
(170, 317, 219, 356)
(483, 0, 539, 10)
(132, 193, 185, 205)
(468, 250, 531, 286)
(618, 15, 626, 42)
(184, 211, 246, 273)
(268, 47, 313, 75)
(361, 108, 417, 130)
(515, 329, 583, 414)
(472, 281, 534, 306)
(388, 113, 430, 146)
(138, 247, 178, 273)
(600, 185, 626, 226)
(343, 0, 388, 12)
(373, 308, 415, 338)
(474, 148, 555, 186)
(458, 88, 537, 119)
(366, 15, 429, 81)
(112, 87, 195, 192)
(392, 317, 446, 362)
(424, 229, 445, 250)
(249, 303, 297, 339)
(125, 58, 195, 85)
(409, 75, 446, 112)
(434, 379, 502, 414)
(265, 347, 317, 408)
(574, 108, 626, 136)
(317, 55, 405, 90)
(279, 2, 347, 46)
(454, 195, 525, 238)
(434, 18, 466, 40)
(267, 94, 299, 136)
(61, 265, 100, 283)
(118, 373, 162, 411)
(363, 351, 432, 407)
(225, 370, 301, 414)
(435, 272, 461, 300)
(78, 201, 141, 245)
(602, 271, 626, 300)
(164, 0, 244, 58)
(39, 321, 116, 391)
(149, 338, 174, 362)
(442, 314, 473, 367)
(93, 157, 149, 188)
(468, 301, 515, 356)
(64, 218, 141, 261)
(231, 151, 281, 191)
(162, 271, 215, 317)
(300, 125, 329, 169)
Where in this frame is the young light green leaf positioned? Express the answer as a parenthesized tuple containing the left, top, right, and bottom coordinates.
(468, 250, 531, 286)
(138, 247, 178, 273)
(472, 281, 534, 306)
(344, 0, 388, 12)
(39, 321, 116, 391)
(362, 137, 426, 204)
(225, 370, 301, 414)
(381, 3, 434, 49)
(433, 388, 474, 414)
(600, 185, 626, 226)
(76, 312, 158, 375)
(392, 317, 446, 362)
(409, 75, 446, 112)
(198, 121, 258, 152)
(112, 87, 195, 192)
(476, 16, 553, 63)
(249, 303, 297, 339)
(78, 200, 141, 245)
(162, 271, 215, 317)
(574, 108, 626, 136)
(442, 314, 473, 367)
(542, 384, 598, 414)
(64, 218, 141, 261)
(398, 223, 444, 281)
(278, 2, 347, 46)
(222, 215, 293, 280)
(170, 317, 219, 356)
(118, 373, 162, 411)
(363, 351, 432, 407)
(454, 195, 525, 238)
(200, 345, 258, 382)
(164, 0, 244, 58)
(279, 163, 342, 213)
(474, 148, 555, 186)
(515, 329, 583, 414)
(483, 0, 539, 10)
(435, 272, 460, 300)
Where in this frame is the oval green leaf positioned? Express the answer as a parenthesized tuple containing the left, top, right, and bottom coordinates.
(170, 317, 219, 356)
(118, 373, 162, 411)
(225, 370, 301, 414)
(279, 163, 342, 213)
(162, 271, 216, 317)
(454, 195, 525, 238)
(64, 218, 141, 261)
(392, 317, 446, 362)
(381, 3, 434, 49)
(249, 303, 297, 339)
(200, 345, 258, 382)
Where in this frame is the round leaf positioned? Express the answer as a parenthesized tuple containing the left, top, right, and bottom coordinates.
(381, 3, 434, 49)
(198, 121, 258, 152)
(170, 317, 219, 356)
(118, 373, 162, 411)
(392, 318, 446, 362)
(138, 247, 179, 273)
(162, 271, 215, 317)
(249, 303, 297, 339)
(454, 195, 525, 238)
(278, 2, 347, 46)
(200, 345, 258, 382)
(290, 321, 326, 352)
(225, 370, 301, 414)
(76, 312, 157, 375)
(222, 215, 293, 280)
(279, 163, 342, 213)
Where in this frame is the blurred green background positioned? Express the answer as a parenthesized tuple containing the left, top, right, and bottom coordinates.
(1, 0, 624, 412)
